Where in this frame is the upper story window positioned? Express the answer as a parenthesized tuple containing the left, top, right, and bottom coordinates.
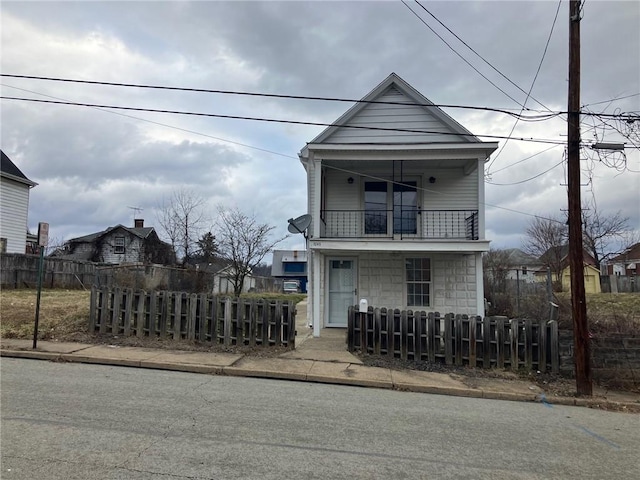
(364, 180, 417, 235)
(114, 236, 125, 254)
(283, 262, 305, 273)
(364, 182, 387, 234)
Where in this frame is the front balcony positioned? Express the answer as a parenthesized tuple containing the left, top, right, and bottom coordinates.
(319, 209, 479, 240)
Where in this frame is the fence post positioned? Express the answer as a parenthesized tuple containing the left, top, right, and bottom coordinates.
(482, 316, 491, 368)
(524, 318, 533, 370)
(443, 313, 453, 365)
(148, 291, 158, 337)
(414, 311, 423, 361)
(347, 306, 354, 350)
(89, 285, 97, 332)
(400, 310, 408, 360)
(188, 293, 198, 340)
(510, 318, 520, 371)
(123, 288, 133, 336)
(173, 293, 183, 340)
(427, 312, 436, 363)
(549, 320, 559, 373)
(539, 319, 547, 372)
(455, 314, 463, 366)
(468, 316, 478, 367)
(224, 297, 232, 346)
(136, 290, 146, 337)
(374, 308, 382, 355)
(198, 293, 208, 342)
(159, 291, 168, 338)
(496, 316, 506, 368)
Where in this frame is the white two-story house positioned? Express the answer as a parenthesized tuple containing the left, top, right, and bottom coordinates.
(299, 73, 498, 336)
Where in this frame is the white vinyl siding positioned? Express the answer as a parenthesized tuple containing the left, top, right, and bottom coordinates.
(422, 168, 478, 210)
(0, 178, 30, 253)
(323, 87, 469, 144)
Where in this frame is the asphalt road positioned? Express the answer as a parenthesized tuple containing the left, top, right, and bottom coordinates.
(1, 358, 638, 480)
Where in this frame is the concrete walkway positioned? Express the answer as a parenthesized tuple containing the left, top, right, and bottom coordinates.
(1, 300, 638, 412)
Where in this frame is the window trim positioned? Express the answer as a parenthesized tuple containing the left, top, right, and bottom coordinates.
(405, 257, 431, 308)
(362, 176, 421, 237)
(114, 236, 125, 254)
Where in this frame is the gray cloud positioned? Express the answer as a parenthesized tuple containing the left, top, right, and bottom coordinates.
(1, 1, 638, 257)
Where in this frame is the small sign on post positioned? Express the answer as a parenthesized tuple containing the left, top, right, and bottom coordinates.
(33, 222, 49, 349)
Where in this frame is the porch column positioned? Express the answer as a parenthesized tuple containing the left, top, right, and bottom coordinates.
(475, 252, 485, 316)
(313, 251, 322, 337)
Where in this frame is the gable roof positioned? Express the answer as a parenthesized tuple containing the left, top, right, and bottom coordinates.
(68, 225, 156, 244)
(1, 150, 38, 187)
(503, 248, 540, 266)
(539, 245, 596, 267)
(609, 242, 640, 263)
(306, 72, 481, 147)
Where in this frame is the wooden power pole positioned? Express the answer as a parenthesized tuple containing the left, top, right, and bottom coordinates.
(567, 0, 592, 396)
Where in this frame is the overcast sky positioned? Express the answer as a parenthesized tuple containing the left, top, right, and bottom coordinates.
(2, 0, 638, 261)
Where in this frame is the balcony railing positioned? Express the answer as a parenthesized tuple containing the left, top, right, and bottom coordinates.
(320, 209, 479, 240)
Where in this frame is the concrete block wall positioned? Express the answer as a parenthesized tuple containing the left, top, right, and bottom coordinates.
(357, 252, 478, 315)
(432, 253, 478, 314)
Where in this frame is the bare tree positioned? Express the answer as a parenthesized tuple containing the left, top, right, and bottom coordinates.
(215, 207, 288, 296)
(483, 249, 513, 293)
(522, 215, 567, 281)
(581, 199, 631, 269)
(156, 189, 208, 265)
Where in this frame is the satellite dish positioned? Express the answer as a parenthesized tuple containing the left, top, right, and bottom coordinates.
(287, 214, 312, 235)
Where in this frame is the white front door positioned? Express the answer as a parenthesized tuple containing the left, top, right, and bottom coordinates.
(327, 258, 356, 327)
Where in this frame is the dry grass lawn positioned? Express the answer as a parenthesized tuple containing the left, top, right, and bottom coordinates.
(1, 289, 91, 341)
(555, 292, 640, 334)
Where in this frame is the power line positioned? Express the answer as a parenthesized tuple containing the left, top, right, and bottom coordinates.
(1, 95, 574, 145)
(486, 159, 565, 185)
(401, 1, 526, 108)
(0, 83, 298, 160)
(1, 73, 633, 121)
(0, 73, 536, 117)
(489, 144, 563, 175)
(412, 0, 558, 114)
(487, 0, 563, 173)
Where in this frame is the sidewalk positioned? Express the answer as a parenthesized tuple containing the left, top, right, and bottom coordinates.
(2, 302, 638, 412)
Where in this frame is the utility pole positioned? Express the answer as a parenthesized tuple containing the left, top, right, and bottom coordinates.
(567, 0, 592, 396)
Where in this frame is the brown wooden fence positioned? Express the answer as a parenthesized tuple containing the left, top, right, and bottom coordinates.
(348, 307, 559, 373)
(89, 287, 296, 347)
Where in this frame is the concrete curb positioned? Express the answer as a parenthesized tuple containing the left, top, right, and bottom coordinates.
(2, 349, 639, 412)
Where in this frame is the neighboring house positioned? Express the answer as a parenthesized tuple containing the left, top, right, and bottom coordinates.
(603, 243, 640, 276)
(0, 151, 37, 253)
(561, 263, 602, 294)
(534, 245, 600, 293)
(212, 264, 256, 294)
(503, 248, 542, 283)
(298, 73, 498, 336)
(56, 219, 175, 265)
(271, 250, 308, 293)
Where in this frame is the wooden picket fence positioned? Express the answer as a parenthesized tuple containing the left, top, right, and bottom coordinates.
(89, 286, 296, 347)
(347, 307, 559, 373)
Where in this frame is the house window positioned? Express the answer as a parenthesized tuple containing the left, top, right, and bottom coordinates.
(114, 236, 125, 254)
(364, 180, 418, 235)
(283, 262, 305, 273)
(522, 266, 528, 275)
(393, 181, 417, 234)
(406, 258, 431, 307)
(364, 182, 388, 234)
